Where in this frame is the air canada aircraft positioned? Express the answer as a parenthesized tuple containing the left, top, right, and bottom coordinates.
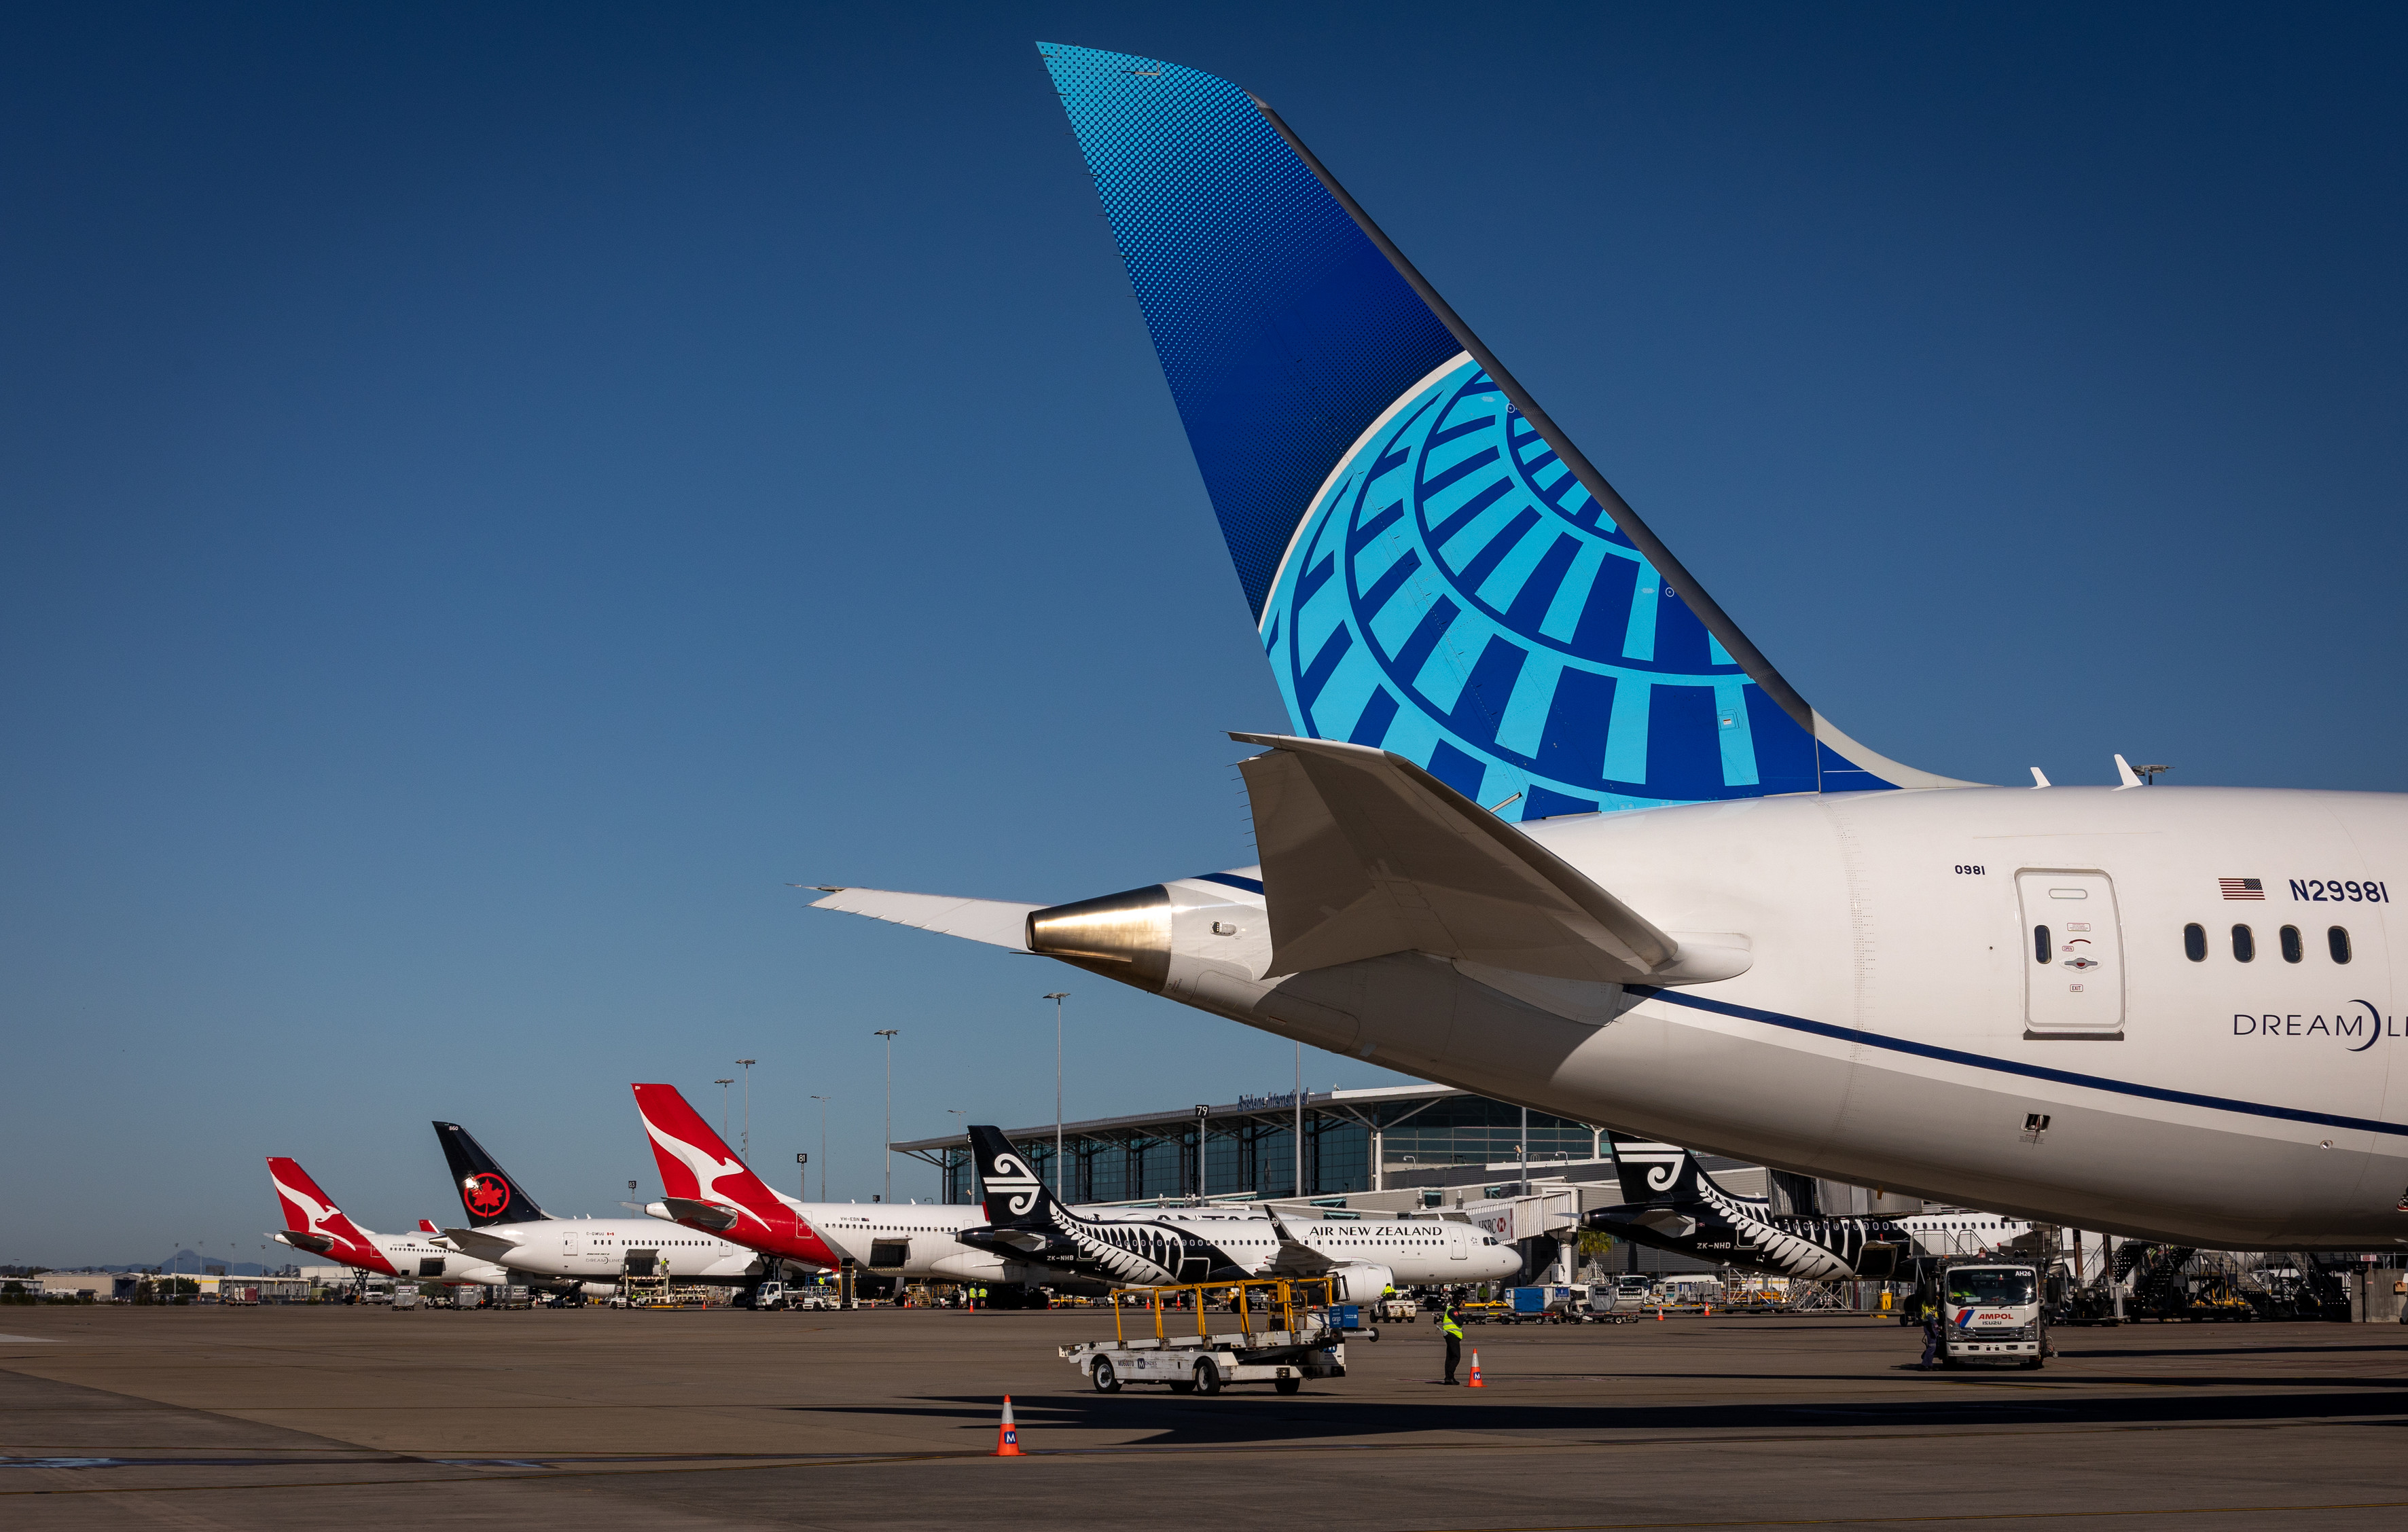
(810, 43, 2407, 1254)
(430, 1121, 763, 1296)
(265, 1156, 509, 1290)
(959, 1126, 1520, 1294)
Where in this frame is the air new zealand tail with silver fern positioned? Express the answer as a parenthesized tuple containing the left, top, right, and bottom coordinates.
(960, 1126, 1251, 1288)
(1593, 1134, 1911, 1281)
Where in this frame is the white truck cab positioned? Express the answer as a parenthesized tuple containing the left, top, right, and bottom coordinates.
(1939, 1262, 2045, 1368)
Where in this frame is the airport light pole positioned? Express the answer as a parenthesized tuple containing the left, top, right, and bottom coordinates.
(796, 1152, 808, 1201)
(1294, 1040, 1304, 1199)
(810, 1095, 829, 1200)
(1043, 992, 1068, 1195)
(1194, 1105, 1209, 1201)
(873, 1030, 899, 1203)
(737, 1059, 757, 1161)
(715, 1078, 734, 1140)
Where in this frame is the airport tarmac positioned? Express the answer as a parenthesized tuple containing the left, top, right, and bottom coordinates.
(2, 1306, 2405, 1529)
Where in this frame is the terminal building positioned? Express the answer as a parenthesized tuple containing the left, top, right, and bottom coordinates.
(895, 1084, 1619, 1207)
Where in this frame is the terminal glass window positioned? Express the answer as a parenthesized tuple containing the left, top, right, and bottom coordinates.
(2280, 925, 2303, 963)
(2329, 926, 2352, 964)
(2231, 925, 2254, 962)
(2182, 923, 2207, 962)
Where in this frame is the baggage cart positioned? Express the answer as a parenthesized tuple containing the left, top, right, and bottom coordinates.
(1062, 1277, 1347, 1396)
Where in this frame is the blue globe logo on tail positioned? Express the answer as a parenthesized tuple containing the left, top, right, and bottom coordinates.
(1261, 359, 1820, 819)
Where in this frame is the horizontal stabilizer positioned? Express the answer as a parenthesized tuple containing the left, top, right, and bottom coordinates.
(437, 1226, 522, 1260)
(806, 888, 1037, 951)
(662, 1197, 741, 1233)
(1233, 733, 1744, 986)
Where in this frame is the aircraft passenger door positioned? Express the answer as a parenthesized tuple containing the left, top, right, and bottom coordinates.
(2016, 870, 2124, 1038)
(1446, 1225, 1467, 1261)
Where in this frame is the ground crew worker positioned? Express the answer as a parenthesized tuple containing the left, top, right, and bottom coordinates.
(1439, 1301, 1464, 1384)
(1918, 1296, 1943, 1370)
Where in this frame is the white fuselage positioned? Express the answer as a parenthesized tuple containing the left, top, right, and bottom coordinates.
(660, 1195, 1277, 1285)
(1208, 1215, 1521, 1284)
(276, 1227, 512, 1288)
(452, 1218, 761, 1282)
(1150, 784, 2408, 1250)
(371, 1232, 512, 1287)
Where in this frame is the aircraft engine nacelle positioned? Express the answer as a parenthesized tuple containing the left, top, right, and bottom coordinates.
(1025, 883, 1636, 1078)
(1327, 1263, 1396, 1305)
(928, 1250, 1010, 1283)
(577, 1281, 617, 1299)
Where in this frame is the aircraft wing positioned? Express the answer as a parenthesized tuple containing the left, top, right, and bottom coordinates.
(1232, 733, 1713, 983)
(805, 888, 1037, 951)
(963, 1224, 1049, 1254)
(1255, 1206, 1336, 1275)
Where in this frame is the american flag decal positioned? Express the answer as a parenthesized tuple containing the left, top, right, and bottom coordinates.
(2219, 877, 2264, 900)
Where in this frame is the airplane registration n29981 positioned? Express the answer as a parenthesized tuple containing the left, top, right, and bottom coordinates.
(809, 44, 2407, 1252)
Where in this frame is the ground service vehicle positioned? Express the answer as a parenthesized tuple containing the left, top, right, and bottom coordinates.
(1064, 1278, 1346, 1396)
(1939, 1261, 2046, 1368)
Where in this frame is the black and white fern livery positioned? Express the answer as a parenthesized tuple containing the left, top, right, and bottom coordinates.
(1600, 1135, 1911, 1281)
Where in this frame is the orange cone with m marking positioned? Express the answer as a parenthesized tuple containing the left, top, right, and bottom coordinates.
(995, 1395, 1022, 1456)
(1466, 1351, 1486, 1388)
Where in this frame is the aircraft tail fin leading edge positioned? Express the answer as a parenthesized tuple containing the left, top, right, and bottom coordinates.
(1039, 42, 1967, 817)
(432, 1122, 549, 1226)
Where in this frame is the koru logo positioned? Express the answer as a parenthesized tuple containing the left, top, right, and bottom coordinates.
(463, 1173, 510, 1218)
(984, 1152, 1041, 1216)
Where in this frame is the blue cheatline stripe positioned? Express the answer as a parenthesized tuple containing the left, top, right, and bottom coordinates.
(1192, 872, 1264, 894)
(1628, 986, 2408, 1140)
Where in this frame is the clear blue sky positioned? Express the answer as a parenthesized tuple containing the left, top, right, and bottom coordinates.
(5, 3, 2401, 1265)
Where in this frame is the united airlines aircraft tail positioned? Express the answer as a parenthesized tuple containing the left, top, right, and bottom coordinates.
(1040, 42, 1964, 816)
(432, 1122, 549, 1227)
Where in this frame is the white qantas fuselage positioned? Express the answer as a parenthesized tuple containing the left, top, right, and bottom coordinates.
(274, 1227, 512, 1288)
(1120, 784, 2408, 1251)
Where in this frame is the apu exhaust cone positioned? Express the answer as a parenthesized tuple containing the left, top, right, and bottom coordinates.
(1026, 885, 1172, 990)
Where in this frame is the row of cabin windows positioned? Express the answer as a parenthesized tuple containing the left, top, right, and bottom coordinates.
(2181, 923, 2350, 964)
(2035, 924, 2356, 965)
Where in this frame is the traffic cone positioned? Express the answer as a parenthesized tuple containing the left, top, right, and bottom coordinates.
(994, 1395, 1022, 1457)
(1703, 1302, 1712, 1317)
(1466, 1351, 1485, 1388)
(1656, 1305, 1666, 1321)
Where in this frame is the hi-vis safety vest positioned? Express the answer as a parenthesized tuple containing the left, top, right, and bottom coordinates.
(1439, 1311, 1463, 1339)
